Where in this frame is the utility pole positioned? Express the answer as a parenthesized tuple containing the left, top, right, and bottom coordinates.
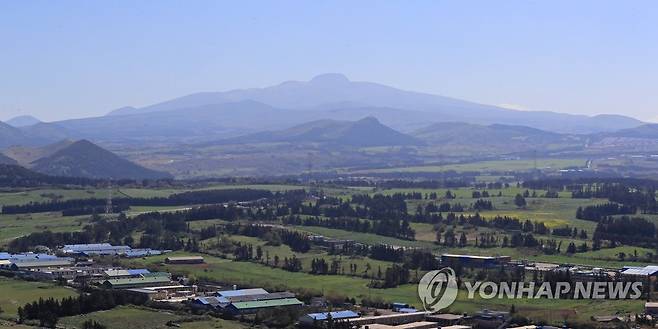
(105, 184, 113, 215)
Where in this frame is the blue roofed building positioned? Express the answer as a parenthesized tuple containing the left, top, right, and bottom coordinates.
(0, 253, 74, 271)
(103, 269, 151, 279)
(441, 253, 511, 268)
(127, 269, 151, 276)
(620, 265, 658, 295)
(216, 288, 269, 297)
(620, 265, 658, 277)
(62, 243, 131, 256)
(0, 253, 59, 262)
(193, 289, 300, 314)
(124, 249, 163, 258)
(299, 310, 360, 326)
(396, 307, 419, 313)
(191, 296, 229, 309)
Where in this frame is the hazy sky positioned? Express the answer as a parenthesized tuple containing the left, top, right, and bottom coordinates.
(1, 1, 657, 122)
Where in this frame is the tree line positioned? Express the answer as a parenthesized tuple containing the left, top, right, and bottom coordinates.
(17, 290, 147, 328)
(576, 202, 637, 221)
(281, 215, 415, 240)
(1, 188, 274, 214)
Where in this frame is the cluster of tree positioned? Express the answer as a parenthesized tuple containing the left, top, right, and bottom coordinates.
(0, 164, 104, 188)
(61, 204, 130, 216)
(431, 213, 551, 236)
(231, 242, 256, 261)
(552, 226, 588, 239)
(508, 232, 539, 248)
(280, 254, 303, 272)
(290, 194, 411, 220)
(349, 193, 408, 218)
(565, 241, 590, 253)
(514, 194, 527, 208)
(309, 258, 344, 275)
(472, 199, 494, 211)
(2, 188, 273, 214)
(368, 244, 405, 262)
(2, 198, 108, 214)
(593, 216, 657, 247)
(281, 215, 415, 240)
(370, 264, 410, 288)
(417, 202, 465, 214)
(9, 210, 196, 252)
(576, 202, 637, 222)
(474, 232, 500, 248)
(443, 231, 558, 255)
(501, 233, 572, 255)
(225, 223, 311, 252)
(572, 183, 656, 213)
(9, 230, 97, 253)
(523, 177, 658, 191)
(17, 290, 147, 328)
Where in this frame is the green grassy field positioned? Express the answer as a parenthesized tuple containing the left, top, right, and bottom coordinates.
(214, 234, 396, 277)
(0, 184, 308, 207)
(0, 213, 90, 245)
(0, 277, 78, 319)
(58, 306, 182, 329)
(179, 319, 249, 329)
(352, 158, 588, 174)
(292, 225, 437, 249)
(0, 320, 32, 328)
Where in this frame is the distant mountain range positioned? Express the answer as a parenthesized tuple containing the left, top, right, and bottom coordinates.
(2, 74, 656, 178)
(1, 140, 171, 180)
(600, 124, 658, 139)
(0, 120, 73, 149)
(411, 122, 587, 153)
(105, 73, 644, 134)
(3, 115, 658, 178)
(1, 74, 647, 147)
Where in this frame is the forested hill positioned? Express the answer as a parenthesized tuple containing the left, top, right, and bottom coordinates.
(0, 164, 98, 187)
(219, 117, 422, 147)
(0, 153, 18, 165)
(30, 140, 172, 180)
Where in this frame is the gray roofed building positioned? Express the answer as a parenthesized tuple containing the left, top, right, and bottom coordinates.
(216, 288, 269, 297)
(61, 243, 131, 255)
(222, 291, 295, 303)
(9, 258, 74, 270)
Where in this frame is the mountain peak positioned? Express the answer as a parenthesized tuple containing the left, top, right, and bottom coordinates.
(6, 115, 41, 127)
(310, 73, 350, 85)
(355, 116, 380, 124)
(107, 106, 137, 116)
